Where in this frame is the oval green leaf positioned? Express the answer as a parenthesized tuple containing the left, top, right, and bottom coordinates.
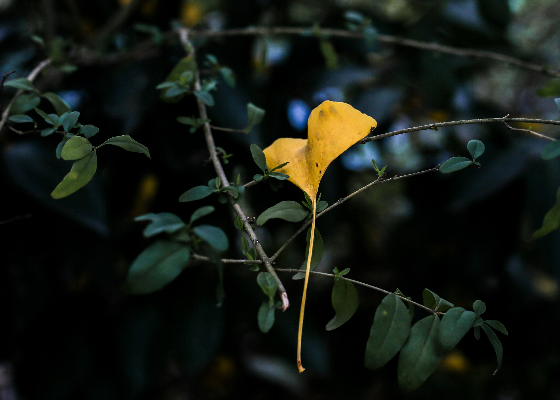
(473, 300, 486, 316)
(101, 135, 151, 158)
(365, 293, 412, 370)
(439, 307, 475, 351)
(193, 224, 229, 251)
(61, 136, 93, 160)
(122, 240, 190, 294)
(439, 157, 472, 173)
(257, 201, 308, 225)
(10, 93, 40, 115)
(179, 185, 213, 202)
(190, 205, 215, 224)
(467, 140, 485, 159)
(135, 212, 186, 237)
(257, 272, 278, 298)
(42, 92, 71, 115)
(244, 103, 265, 133)
(325, 279, 359, 331)
(8, 114, 34, 123)
(5, 77, 36, 91)
(398, 315, 444, 392)
(250, 144, 268, 173)
(79, 125, 100, 138)
(484, 320, 508, 335)
(62, 111, 80, 132)
(258, 301, 275, 333)
(51, 151, 97, 199)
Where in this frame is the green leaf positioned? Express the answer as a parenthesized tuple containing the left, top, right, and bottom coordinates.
(398, 315, 444, 391)
(234, 215, 244, 231)
(9, 93, 41, 115)
(34, 107, 57, 125)
(51, 151, 97, 199)
(319, 39, 339, 69)
(467, 140, 485, 159)
(537, 76, 560, 97)
(541, 140, 560, 160)
(473, 300, 486, 316)
(268, 172, 289, 180)
(250, 144, 268, 173)
(533, 187, 560, 238)
(325, 279, 359, 331)
(484, 320, 508, 335)
(439, 157, 472, 173)
(160, 55, 197, 103)
(241, 235, 250, 255)
(135, 212, 186, 237)
(555, 98, 560, 112)
(244, 103, 265, 133)
(293, 228, 323, 280)
(101, 135, 151, 158)
(62, 111, 80, 132)
(61, 136, 93, 160)
(8, 114, 34, 123)
(481, 324, 503, 375)
(438, 307, 475, 351)
(42, 92, 71, 115)
(257, 201, 308, 225)
(190, 206, 215, 224)
(193, 225, 229, 251)
(79, 125, 99, 138)
(258, 301, 275, 333)
(5, 78, 36, 91)
(365, 293, 412, 370)
(179, 185, 213, 202)
(257, 272, 278, 298)
(41, 128, 56, 137)
(422, 288, 453, 312)
(220, 67, 236, 87)
(194, 90, 214, 106)
(122, 240, 190, 294)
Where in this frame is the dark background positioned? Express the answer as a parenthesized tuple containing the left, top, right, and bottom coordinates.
(1, 0, 560, 399)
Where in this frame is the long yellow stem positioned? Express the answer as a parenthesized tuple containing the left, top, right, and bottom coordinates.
(297, 196, 316, 373)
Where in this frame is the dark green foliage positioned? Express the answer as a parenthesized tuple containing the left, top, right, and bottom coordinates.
(365, 294, 411, 370)
(422, 288, 454, 312)
(122, 240, 191, 294)
(256, 201, 308, 225)
(51, 151, 97, 199)
(257, 272, 278, 332)
(135, 213, 186, 237)
(541, 140, 560, 160)
(439, 307, 475, 351)
(244, 103, 266, 133)
(325, 277, 359, 330)
(60, 136, 93, 160)
(193, 225, 229, 251)
(398, 315, 443, 391)
(439, 157, 473, 173)
(100, 135, 151, 158)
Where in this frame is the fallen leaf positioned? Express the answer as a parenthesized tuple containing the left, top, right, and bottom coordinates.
(263, 100, 376, 371)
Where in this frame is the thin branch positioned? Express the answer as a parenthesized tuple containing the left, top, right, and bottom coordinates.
(0, 71, 15, 115)
(274, 268, 439, 315)
(192, 253, 264, 264)
(210, 125, 247, 133)
(188, 26, 560, 78)
(270, 167, 439, 262)
(0, 213, 32, 225)
(0, 59, 52, 135)
(363, 116, 559, 143)
(180, 28, 290, 311)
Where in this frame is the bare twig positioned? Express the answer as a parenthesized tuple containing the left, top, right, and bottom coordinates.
(0, 71, 15, 115)
(0, 59, 52, 135)
(363, 116, 559, 143)
(188, 27, 560, 78)
(274, 268, 440, 315)
(270, 167, 439, 262)
(210, 125, 247, 133)
(180, 28, 290, 310)
(192, 253, 264, 264)
(0, 213, 32, 225)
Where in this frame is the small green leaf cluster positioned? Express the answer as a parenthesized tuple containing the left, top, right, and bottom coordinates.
(205, 54, 236, 88)
(176, 116, 211, 133)
(5, 76, 150, 199)
(250, 144, 289, 191)
(123, 208, 228, 294)
(179, 176, 245, 204)
(364, 290, 507, 391)
(257, 272, 279, 333)
(326, 268, 358, 331)
(371, 158, 387, 178)
(440, 140, 485, 173)
(234, 215, 259, 271)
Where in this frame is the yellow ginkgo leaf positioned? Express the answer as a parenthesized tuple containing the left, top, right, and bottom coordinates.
(263, 100, 377, 372)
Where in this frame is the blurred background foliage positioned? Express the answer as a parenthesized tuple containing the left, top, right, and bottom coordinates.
(1, 0, 560, 399)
